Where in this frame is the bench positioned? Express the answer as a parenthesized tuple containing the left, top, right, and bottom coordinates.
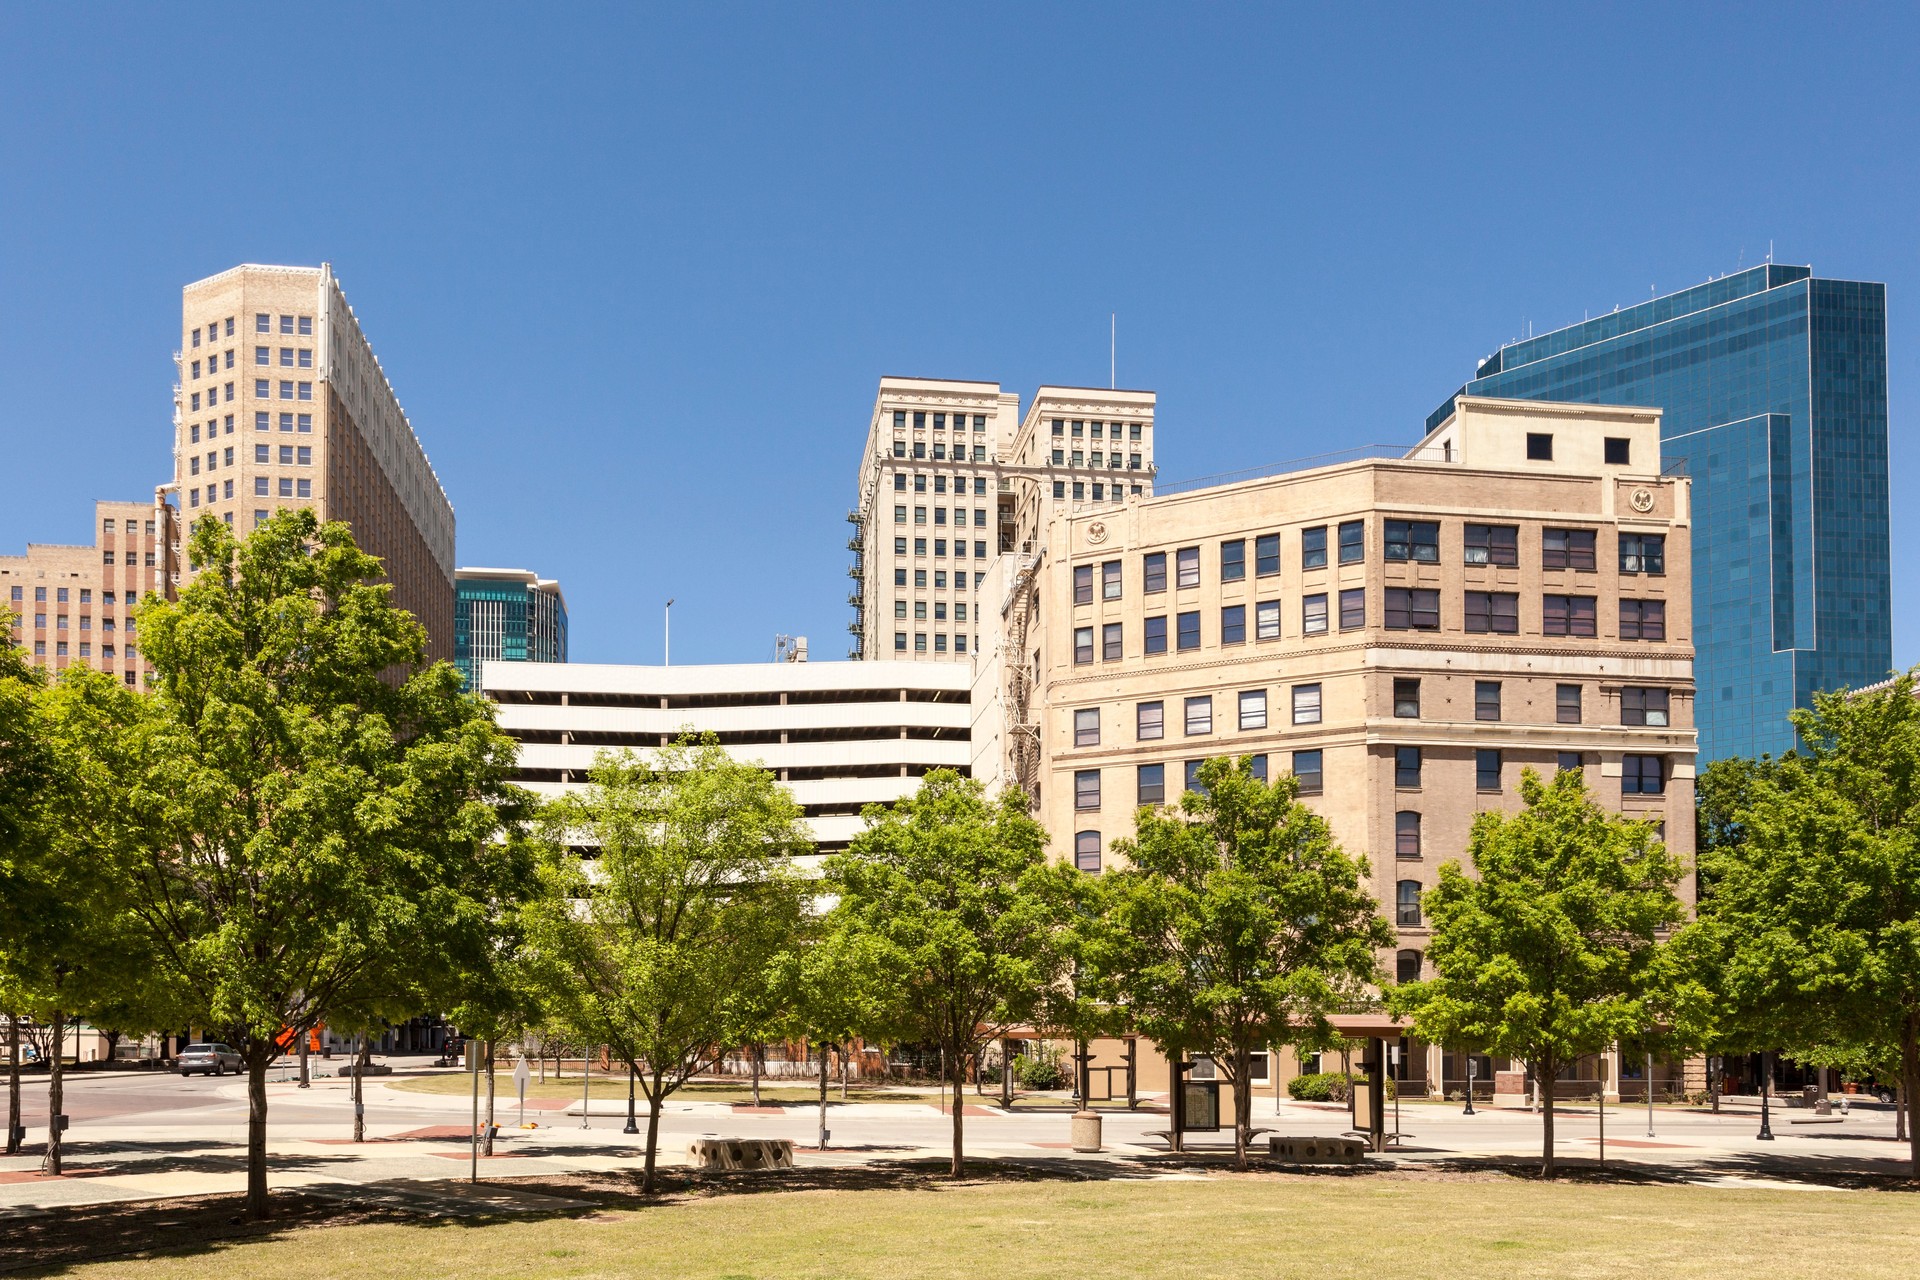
(686, 1137, 795, 1170)
(1270, 1135, 1366, 1163)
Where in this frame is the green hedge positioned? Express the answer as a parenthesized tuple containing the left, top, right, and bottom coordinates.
(1286, 1071, 1396, 1101)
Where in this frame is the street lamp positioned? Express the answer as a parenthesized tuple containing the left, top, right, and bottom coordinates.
(1463, 1057, 1477, 1115)
(624, 1064, 639, 1135)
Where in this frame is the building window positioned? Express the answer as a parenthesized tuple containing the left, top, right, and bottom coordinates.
(1384, 520, 1440, 563)
(1384, 588, 1439, 630)
(914, 633, 927, 652)
(1476, 749, 1501, 791)
(1075, 708, 1101, 747)
(1622, 755, 1665, 795)
(1075, 770, 1101, 811)
(1137, 701, 1164, 741)
(894, 505, 906, 524)
(1464, 591, 1519, 634)
(1255, 533, 1280, 577)
(1293, 749, 1323, 794)
(1176, 611, 1200, 651)
(1075, 831, 1103, 873)
(1604, 437, 1631, 465)
(1474, 681, 1501, 722)
(1175, 546, 1200, 589)
(1397, 880, 1423, 926)
(1220, 539, 1246, 581)
(1396, 949, 1423, 984)
(1396, 812, 1421, 860)
(1221, 604, 1246, 645)
(1338, 588, 1365, 630)
(893, 538, 907, 556)
(1543, 594, 1597, 637)
(1145, 615, 1168, 654)
(1619, 598, 1667, 640)
(1248, 754, 1268, 782)
(279, 478, 294, 497)
(1255, 600, 1280, 642)
(1133, 763, 1168, 809)
(1292, 684, 1322, 725)
(279, 314, 294, 334)
(913, 538, 926, 555)
(1102, 622, 1122, 661)
(1395, 746, 1421, 788)
(895, 632, 907, 651)
(1557, 683, 1582, 724)
(1558, 752, 1583, 774)
(1074, 626, 1094, 664)
(1622, 686, 1671, 727)
(1185, 695, 1212, 736)
(1620, 532, 1665, 575)
(1074, 564, 1094, 605)
(1543, 528, 1597, 570)
(1239, 689, 1267, 731)
(1337, 520, 1364, 564)
(1102, 559, 1122, 599)
(1393, 678, 1420, 718)
(1183, 760, 1206, 797)
(1302, 526, 1328, 569)
(1526, 432, 1553, 461)
(1302, 593, 1328, 635)
(1144, 551, 1167, 594)
(1463, 523, 1517, 566)
(255, 412, 269, 431)
(895, 601, 907, 619)
(255, 313, 270, 333)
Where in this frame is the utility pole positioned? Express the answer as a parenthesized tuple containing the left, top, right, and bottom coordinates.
(664, 599, 675, 666)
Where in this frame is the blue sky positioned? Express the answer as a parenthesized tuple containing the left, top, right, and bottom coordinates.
(3, 3, 1914, 668)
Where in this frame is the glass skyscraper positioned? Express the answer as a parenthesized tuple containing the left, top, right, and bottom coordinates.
(454, 567, 568, 686)
(1429, 264, 1889, 761)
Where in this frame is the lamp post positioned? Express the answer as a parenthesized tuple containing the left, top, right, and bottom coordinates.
(1463, 1057, 1477, 1115)
(624, 1064, 639, 1135)
(581, 1047, 593, 1130)
(664, 598, 675, 666)
(1756, 1050, 1775, 1141)
(1645, 1051, 1656, 1138)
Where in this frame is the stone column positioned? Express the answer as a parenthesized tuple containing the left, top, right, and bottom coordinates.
(1603, 1044, 1622, 1103)
(1426, 1042, 1446, 1099)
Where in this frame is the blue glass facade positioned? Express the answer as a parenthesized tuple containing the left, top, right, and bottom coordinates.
(1430, 265, 1890, 761)
(454, 570, 569, 686)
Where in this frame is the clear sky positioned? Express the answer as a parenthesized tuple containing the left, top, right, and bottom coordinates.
(3, 3, 1914, 668)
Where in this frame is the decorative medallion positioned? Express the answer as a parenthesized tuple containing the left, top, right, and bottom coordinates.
(1087, 520, 1109, 545)
(1630, 487, 1655, 513)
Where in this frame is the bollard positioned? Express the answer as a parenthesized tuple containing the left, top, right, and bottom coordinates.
(1071, 1109, 1103, 1153)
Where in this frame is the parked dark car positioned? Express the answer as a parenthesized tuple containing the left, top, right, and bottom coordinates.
(178, 1043, 242, 1076)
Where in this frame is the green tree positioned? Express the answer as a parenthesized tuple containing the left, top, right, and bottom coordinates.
(122, 511, 529, 1218)
(523, 737, 810, 1193)
(1390, 768, 1686, 1176)
(1688, 674, 1920, 1177)
(770, 920, 901, 1150)
(1100, 755, 1392, 1168)
(0, 607, 51, 1157)
(826, 770, 1070, 1177)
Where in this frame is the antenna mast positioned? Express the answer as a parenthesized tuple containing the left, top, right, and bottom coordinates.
(1110, 313, 1116, 389)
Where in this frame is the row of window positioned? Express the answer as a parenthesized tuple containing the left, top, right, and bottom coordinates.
(189, 444, 313, 474)
(191, 412, 315, 442)
(893, 473, 990, 495)
(893, 411, 988, 432)
(891, 568, 984, 592)
(1050, 419, 1145, 441)
(99, 551, 156, 567)
(1070, 592, 1667, 660)
(1049, 449, 1145, 470)
(892, 440, 987, 461)
(892, 632, 971, 654)
(24, 640, 137, 664)
(98, 520, 156, 538)
(189, 350, 235, 377)
(894, 506, 990, 527)
(188, 317, 236, 346)
(185, 380, 315, 413)
(1053, 480, 1144, 502)
(257, 313, 313, 336)
(895, 600, 970, 622)
(189, 477, 312, 508)
(11, 586, 138, 605)
(894, 537, 991, 560)
(252, 346, 312, 369)
(13, 614, 131, 632)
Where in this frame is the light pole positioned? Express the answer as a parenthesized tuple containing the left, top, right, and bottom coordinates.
(664, 598, 675, 666)
(581, 1047, 593, 1130)
(1463, 1057, 1476, 1115)
(1645, 1050, 1656, 1138)
(624, 1064, 639, 1135)
(1757, 1050, 1775, 1141)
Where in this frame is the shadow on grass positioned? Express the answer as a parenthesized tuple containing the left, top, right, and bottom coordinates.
(6, 1147, 1916, 1276)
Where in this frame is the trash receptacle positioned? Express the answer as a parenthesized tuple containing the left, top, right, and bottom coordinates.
(1071, 1109, 1102, 1153)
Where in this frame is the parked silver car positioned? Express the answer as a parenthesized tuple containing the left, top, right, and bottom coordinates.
(178, 1043, 242, 1076)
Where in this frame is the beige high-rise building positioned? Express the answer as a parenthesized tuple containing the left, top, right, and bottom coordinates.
(172, 264, 456, 659)
(971, 396, 1696, 1097)
(847, 377, 1156, 661)
(2, 497, 180, 685)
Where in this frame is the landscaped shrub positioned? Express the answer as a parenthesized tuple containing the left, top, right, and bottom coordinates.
(1015, 1051, 1067, 1090)
(1287, 1071, 1349, 1102)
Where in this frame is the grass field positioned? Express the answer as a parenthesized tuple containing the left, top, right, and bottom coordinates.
(382, 1073, 952, 1105)
(54, 1173, 1920, 1279)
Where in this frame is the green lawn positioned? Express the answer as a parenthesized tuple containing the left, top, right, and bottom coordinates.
(382, 1073, 949, 1106)
(59, 1174, 1920, 1279)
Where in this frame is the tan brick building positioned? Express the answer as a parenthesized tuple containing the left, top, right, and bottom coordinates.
(848, 377, 1156, 661)
(172, 264, 455, 659)
(2, 497, 180, 685)
(973, 396, 1696, 1098)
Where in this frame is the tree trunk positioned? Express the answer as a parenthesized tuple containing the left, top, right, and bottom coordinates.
(352, 1035, 370, 1143)
(1232, 1043, 1252, 1171)
(40, 1010, 64, 1176)
(750, 1044, 762, 1107)
(1902, 1012, 1920, 1180)
(641, 1070, 664, 1195)
(949, 1047, 966, 1178)
(817, 1042, 830, 1150)
(6, 1014, 20, 1155)
(482, 1039, 496, 1157)
(245, 1052, 270, 1218)
(841, 1042, 849, 1100)
(1537, 1055, 1556, 1177)
(1000, 1036, 1013, 1109)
